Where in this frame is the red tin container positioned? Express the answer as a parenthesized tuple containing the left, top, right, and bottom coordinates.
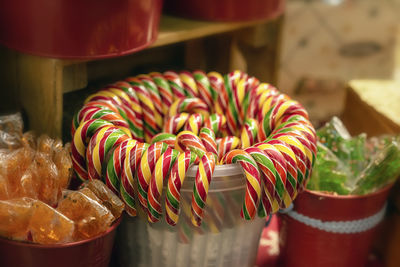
(0, 217, 122, 267)
(0, 0, 162, 59)
(164, 0, 285, 22)
(278, 185, 393, 267)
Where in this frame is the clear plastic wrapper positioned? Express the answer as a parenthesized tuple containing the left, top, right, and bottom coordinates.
(54, 143, 72, 190)
(0, 113, 24, 149)
(352, 140, 400, 195)
(306, 142, 351, 195)
(0, 198, 34, 241)
(57, 190, 115, 241)
(29, 200, 75, 244)
(82, 179, 125, 218)
(309, 117, 400, 195)
(35, 152, 60, 207)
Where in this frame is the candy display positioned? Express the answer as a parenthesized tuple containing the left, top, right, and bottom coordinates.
(0, 114, 123, 244)
(72, 70, 317, 226)
(307, 116, 400, 195)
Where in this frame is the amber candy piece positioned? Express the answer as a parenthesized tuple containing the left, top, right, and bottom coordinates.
(51, 138, 63, 154)
(5, 147, 35, 198)
(0, 198, 34, 241)
(35, 153, 60, 206)
(57, 190, 114, 241)
(0, 152, 9, 199)
(36, 135, 54, 156)
(83, 180, 125, 218)
(20, 165, 40, 200)
(53, 143, 72, 190)
(0, 113, 23, 149)
(0, 174, 9, 200)
(79, 187, 102, 203)
(29, 200, 74, 244)
(21, 132, 36, 149)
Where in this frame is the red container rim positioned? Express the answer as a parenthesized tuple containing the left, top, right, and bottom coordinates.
(0, 215, 122, 248)
(1, 36, 158, 60)
(304, 183, 394, 200)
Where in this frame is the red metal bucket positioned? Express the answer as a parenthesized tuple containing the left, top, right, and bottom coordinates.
(0, 0, 162, 59)
(164, 0, 285, 22)
(279, 185, 392, 267)
(0, 217, 122, 267)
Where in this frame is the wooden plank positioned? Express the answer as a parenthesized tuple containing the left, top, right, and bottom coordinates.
(233, 16, 283, 84)
(151, 15, 271, 48)
(15, 54, 64, 137)
(62, 63, 88, 93)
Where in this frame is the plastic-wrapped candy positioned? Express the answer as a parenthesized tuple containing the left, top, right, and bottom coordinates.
(4, 147, 35, 198)
(0, 113, 120, 244)
(53, 143, 72, 190)
(29, 200, 75, 244)
(0, 198, 34, 241)
(35, 153, 60, 207)
(37, 135, 55, 155)
(0, 113, 24, 149)
(317, 116, 368, 179)
(0, 174, 9, 200)
(57, 190, 114, 241)
(352, 139, 400, 195)
(19, 164, 40, 200)
(306, 142, 351, 195)
(82, 180, 125, 218)
(309, 117, 400, 195)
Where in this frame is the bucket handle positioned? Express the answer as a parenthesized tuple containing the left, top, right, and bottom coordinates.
(279, 203, 387, 234)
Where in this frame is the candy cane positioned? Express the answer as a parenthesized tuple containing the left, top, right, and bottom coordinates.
(136, 142, 169, 211)
(120, 143, 149, 216)
(165, 150, 198, 226)
(147, 147, 180, 222)
(222, 150, 262, 220)
(105, 139, 137, 194)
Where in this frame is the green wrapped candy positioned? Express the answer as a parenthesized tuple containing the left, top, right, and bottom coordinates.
(306, 143, 351, 195)
(352, 140, 400, 195)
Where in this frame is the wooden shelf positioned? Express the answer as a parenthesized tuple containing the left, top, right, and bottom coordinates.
(151, 15, 274, 48)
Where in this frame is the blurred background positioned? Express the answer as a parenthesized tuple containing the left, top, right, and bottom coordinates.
(278, 0, 400, 128)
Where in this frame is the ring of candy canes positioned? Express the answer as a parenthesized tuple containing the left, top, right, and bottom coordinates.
(71, 70, 317, 226)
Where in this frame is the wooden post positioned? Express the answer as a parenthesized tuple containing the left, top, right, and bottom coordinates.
(0, 46, 88, 138)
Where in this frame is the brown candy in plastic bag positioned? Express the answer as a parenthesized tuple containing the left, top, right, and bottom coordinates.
(0, 150, 10, 200)
(21, 131, 36, 149)
(0, 113, 23, 149)
(37, 134, 54, 156)
(0, 174, 9, 200)
(0, 198, 34, 241)
(29, 200, 75, 244)
(35, 153, 60, 207)
(5, 147, 35, 198)
(79, 187, 102, 203)
(83, 180, 124, 218)
(57, 190, 114, 240)
(51, 138, 63, 154)
(53, 143, 72, 190)
(20, 164, 40, 200)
